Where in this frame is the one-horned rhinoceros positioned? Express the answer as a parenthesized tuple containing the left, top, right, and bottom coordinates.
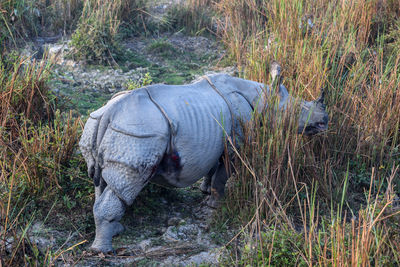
(79, 62, 328, 252)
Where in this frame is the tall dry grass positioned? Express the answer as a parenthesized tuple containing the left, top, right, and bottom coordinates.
(164, 0, 215, 35)
(209, 0, 400, 264)
(0, 56, 82, 264)
(229, 166, 400, 266)
(216, 0, 400, 210)
(0, 55, 81, 196)
(70, 0, 148, 64)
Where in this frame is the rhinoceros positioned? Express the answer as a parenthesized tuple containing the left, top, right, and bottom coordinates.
(79, 62, 328, 252)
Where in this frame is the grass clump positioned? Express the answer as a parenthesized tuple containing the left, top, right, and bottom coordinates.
(238, 227, 307, 266)
(70, 0, 148, 65)
(162, 0, 215, 36)
(0, 55, 86, 265)
(147, 39, 175, 56)
(227, 171, 400, 266)
(70, 0, 122, 65)
(0, 55, 82, 198)
(0, 0, 83, 54)
(209, 0, 400, 264)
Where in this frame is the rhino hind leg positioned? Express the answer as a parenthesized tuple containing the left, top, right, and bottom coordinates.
(207, 162, 229, 208)
(91, 164, 152, 253)
(91, 186, 126, 252)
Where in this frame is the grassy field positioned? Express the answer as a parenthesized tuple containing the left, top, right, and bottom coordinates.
(1, 0, 399, 265)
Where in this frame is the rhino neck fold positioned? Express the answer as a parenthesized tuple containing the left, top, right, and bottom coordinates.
(203, 75, 235, 137)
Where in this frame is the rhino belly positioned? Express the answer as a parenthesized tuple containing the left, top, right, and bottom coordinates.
(150, 136, 225, 188)
(150, 101, 229, 187)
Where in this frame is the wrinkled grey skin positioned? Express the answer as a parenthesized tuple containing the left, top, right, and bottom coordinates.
(79, 63, 328, 252)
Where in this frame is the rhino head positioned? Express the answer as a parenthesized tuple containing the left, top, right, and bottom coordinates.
(269, 61, 329, 136)
(297, 91, 329, 135)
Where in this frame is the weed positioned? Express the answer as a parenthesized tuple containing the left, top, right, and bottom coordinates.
(147, 39, 176, 57)
(126, 72, 152, 90)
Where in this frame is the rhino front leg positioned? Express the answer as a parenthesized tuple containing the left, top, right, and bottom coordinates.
(200, 163, 218, 195)
(207, 162, 229, 208)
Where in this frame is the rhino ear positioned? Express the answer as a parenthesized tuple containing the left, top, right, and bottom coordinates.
(317, 88, 325, 104)
(269, 61, 288, 100)
(270, 60, 281, 86)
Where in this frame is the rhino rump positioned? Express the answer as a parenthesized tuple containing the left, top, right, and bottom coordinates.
(79, 89, 170, 186)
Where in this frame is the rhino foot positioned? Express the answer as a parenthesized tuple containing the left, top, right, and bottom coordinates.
(91, 221, 124, 253)
(90, 242, 114, 254)
(200, 180, 211, 195)
(206, 195, 221, 209)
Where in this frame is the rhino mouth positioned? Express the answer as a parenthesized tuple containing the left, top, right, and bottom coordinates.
(301, 122, 328, 135)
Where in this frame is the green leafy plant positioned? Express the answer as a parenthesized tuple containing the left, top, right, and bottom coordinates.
(125, 72, 152, 90)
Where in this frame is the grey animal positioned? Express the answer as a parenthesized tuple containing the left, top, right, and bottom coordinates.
(79, 62, 328, 252)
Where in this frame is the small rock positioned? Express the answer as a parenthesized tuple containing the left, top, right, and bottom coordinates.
(167, 217, 181, 226)
(185, 251, 219, 266)
(163, 226, 179, 242)
(4, 236, 14, 253)
(31, 221, 45, 233)
(138, 239, 151, 251)
(30, 235, 56, 251)
(163, 224, 200, 242)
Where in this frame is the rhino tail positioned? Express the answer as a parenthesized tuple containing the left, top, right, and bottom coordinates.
(93, 162, 102, 187)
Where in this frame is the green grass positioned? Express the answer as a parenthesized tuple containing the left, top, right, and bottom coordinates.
(146, 39, 176, 56)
